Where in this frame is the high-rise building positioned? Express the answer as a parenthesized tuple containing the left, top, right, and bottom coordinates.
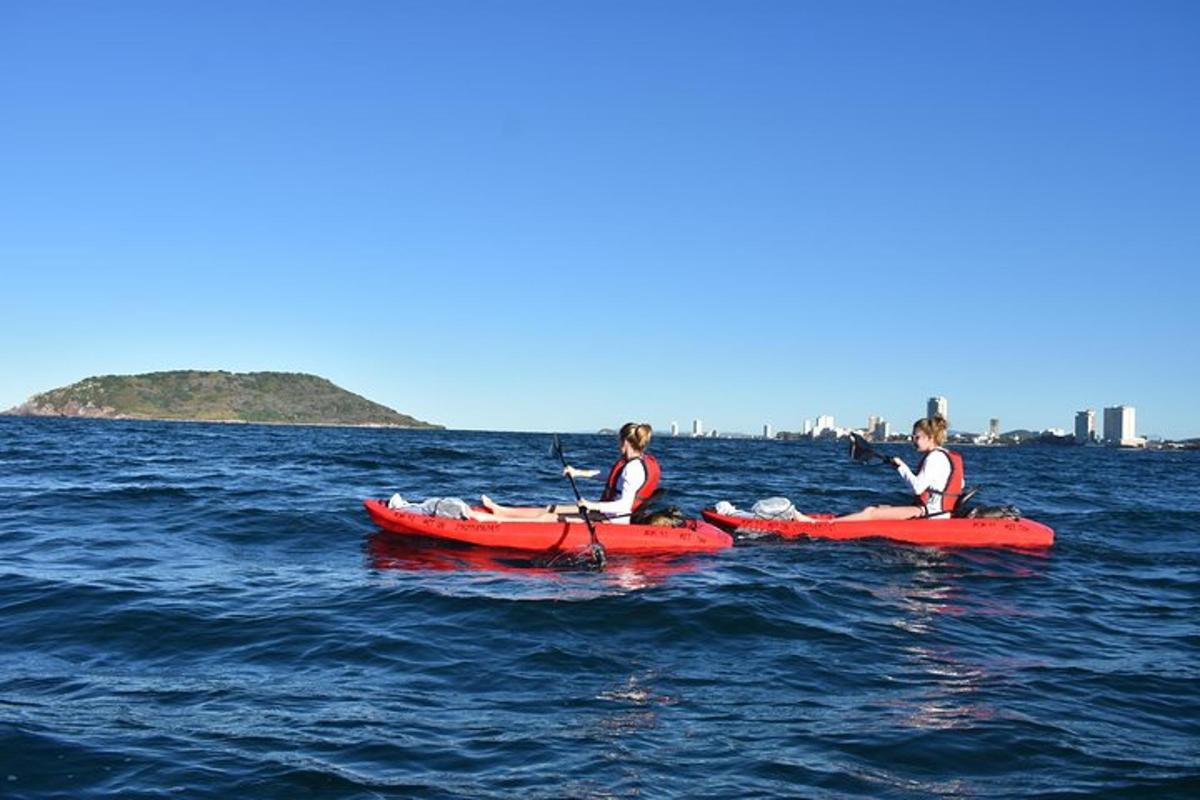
(1103, 405, 1136, 446)
(669, 421, 679, 436)
(927, 396, 948, 421)
(803, 419, 813, 435)
(692, 418, 703, 437)
(989, 418, 1001, 438)
(813, 415, 835, 436)
(873, 418, 890, 441)
(867, 415, 879, 438)
(763, 424, 773, 439)
(1074, 410, 1095, 445)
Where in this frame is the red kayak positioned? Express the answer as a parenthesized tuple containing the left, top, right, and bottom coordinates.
(700, 508, 1054, 548)
(365, 499, 734, 554)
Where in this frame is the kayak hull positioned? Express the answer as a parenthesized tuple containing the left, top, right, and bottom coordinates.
(700, 509, 1054, 548)
(365, 500, 734, 554)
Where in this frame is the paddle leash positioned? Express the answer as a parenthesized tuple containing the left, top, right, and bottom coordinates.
(551, 434, 606, 569)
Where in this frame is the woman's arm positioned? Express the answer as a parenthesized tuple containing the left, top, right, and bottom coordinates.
(563, 465, 600, 479)
(896, 452, 950, 496)
(582, 460, 646, 515)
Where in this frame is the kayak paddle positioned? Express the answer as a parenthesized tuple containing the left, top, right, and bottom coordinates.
(551, 434, 606, 569)
(849, 432, 895, 466)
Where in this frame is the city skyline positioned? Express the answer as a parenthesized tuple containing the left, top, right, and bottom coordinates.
(652, 399, 1160, 440)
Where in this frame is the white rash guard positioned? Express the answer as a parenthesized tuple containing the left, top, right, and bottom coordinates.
(896, 449, 954, 517)
(586, 459, 647, 524)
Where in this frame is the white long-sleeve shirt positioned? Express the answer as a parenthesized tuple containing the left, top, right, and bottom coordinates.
(896, 449, 954, 517)
(586, 459, 647, 524)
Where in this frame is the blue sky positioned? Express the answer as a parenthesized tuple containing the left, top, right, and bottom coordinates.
(2, 1, 1197, 437)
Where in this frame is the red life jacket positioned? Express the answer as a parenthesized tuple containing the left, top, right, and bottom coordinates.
(915, 448, 965, 513)
(600, 454, 661, 510)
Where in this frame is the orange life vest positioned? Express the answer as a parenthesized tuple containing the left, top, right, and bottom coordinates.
(601, 454, 661, 510)
(915, 448, 965, 513)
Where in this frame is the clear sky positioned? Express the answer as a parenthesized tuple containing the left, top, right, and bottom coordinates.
(2, 1, 1198, 437)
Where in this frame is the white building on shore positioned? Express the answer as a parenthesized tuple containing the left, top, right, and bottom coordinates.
(1103, 405, 1144, 447)
(1075, 409, 1096, 445)
(927, 396, 948, 421)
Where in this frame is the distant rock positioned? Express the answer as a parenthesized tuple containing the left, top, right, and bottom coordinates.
(5, 370, 441, 429)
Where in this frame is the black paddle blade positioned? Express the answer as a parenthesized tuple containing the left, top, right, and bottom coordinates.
(550, 434, 566, 465)
(535, 547, 606, 571)
(848, 433, 874, 463)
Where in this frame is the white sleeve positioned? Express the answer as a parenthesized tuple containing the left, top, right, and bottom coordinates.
(589, 459, 646, 516)
(897, 451, 951, 496)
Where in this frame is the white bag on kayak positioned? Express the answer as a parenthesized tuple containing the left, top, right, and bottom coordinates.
(751, 497, 797, 520)
(714, 500, 753, 518)
(386, 494, 471, 520)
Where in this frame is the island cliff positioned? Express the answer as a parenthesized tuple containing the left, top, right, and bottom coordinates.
(6, 371, 441, 429)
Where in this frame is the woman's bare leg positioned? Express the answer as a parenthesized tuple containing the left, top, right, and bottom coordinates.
(474, 497, 580, 522)
(479, 495, 553, 519)
(835, 504, 924, 523)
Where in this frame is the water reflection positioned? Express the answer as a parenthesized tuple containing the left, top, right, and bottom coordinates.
(871, 548, 1049, 734)
(364, 530, 706, 592)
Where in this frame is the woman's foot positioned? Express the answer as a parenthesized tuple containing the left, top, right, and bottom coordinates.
(481, 494, 500, 512)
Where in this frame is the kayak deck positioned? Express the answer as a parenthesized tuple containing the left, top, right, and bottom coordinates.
(365, 500, 734, 554)
(701, 508, 1054, 548)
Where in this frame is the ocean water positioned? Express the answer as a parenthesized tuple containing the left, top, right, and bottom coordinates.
(1, 417, 1197, 799)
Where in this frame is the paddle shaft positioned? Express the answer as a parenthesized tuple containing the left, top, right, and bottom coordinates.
(553, 436, 606, 567)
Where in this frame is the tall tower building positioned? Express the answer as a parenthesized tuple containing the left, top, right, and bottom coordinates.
(867, 415, 880, 438)
(669, 421, 679, 437)
(1074, 410, 1095, 445)
(802, 419, 813, 436)
(763, 424, 773, 439)
(927, 396, 948, 421)
(1103, 406, 1136, 446)
(989, 418, 1001, 438)
(873, 418, 890, 441)
(692, 418, 703, 437)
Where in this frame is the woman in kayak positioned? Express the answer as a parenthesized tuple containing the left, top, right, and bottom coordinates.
(792, 414, 964, 522)
(474, 422, 661, 525)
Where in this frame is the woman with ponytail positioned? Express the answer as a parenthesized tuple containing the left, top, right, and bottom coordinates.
(475, 422, 661, 525)
(786, 414, 965, 522)
(833, 414, 965, 521)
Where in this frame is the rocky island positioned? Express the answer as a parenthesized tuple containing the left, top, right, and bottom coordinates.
(5, 370, 441, 429)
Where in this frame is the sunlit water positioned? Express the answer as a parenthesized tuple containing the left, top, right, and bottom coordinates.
(1, 418, 1197, 798)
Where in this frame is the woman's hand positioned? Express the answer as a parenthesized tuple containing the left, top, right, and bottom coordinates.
(889, 456, 903, 469)
(563, 465, 598, 479)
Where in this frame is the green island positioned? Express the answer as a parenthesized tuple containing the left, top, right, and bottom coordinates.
(5, 370, 441, 429)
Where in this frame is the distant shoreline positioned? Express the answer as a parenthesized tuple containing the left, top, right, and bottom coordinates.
(0, 413, 438, 431)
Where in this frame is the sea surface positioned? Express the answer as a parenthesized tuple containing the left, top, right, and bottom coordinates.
(1, 418, 1197, 799)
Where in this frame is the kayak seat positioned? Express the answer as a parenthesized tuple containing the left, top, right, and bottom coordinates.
(631, 488, 685, 527)
(951, 486, 981, 518)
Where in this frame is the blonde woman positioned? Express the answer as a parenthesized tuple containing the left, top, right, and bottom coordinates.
(477, 423, 661, 525)
(790, 415, 965, 522)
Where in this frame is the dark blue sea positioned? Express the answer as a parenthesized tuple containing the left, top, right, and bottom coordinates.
(1, 418, 1197, 799)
